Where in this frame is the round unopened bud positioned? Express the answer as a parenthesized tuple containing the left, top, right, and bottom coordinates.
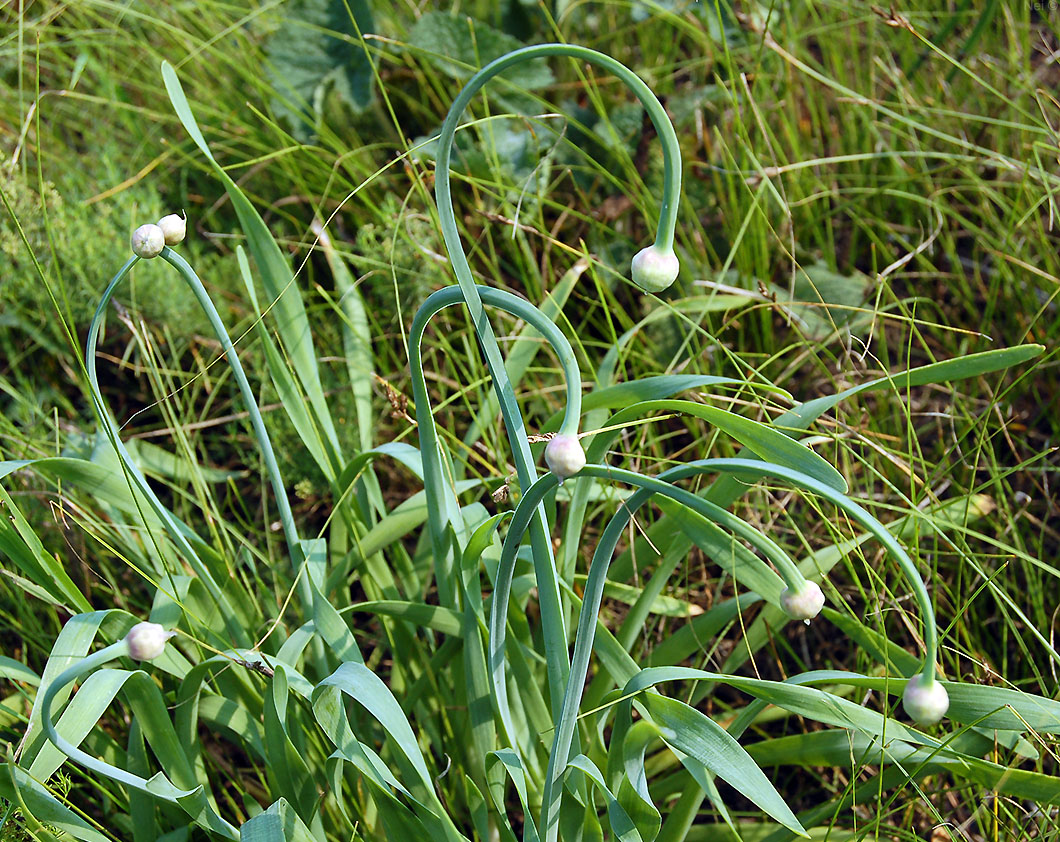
(630, 245, 679, 293)
(779, 581, 825, 620)
(902, 674, 950, 725)
(157, 213, 186, 245)
(131, 224, 165, 259)
(124, 622, 176, 661)
(544, 434, 586, 482)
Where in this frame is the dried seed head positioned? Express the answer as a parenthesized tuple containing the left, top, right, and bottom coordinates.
(157, 213, 186, 246)
(544, 434, 586, 482)
(902, 674, 950, 725)
(631, 245, 679, 293)
(131, 224, 165, 259)
(124, 622, 176, 661)
(779, 581, 825, 620)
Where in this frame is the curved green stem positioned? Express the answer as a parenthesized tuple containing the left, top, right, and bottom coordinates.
(86, 257, 247, 647)
(39, 641, 240, 840)
(161, 249, 303, 557)
(660, 459, 939, 680)
(488, 458, 938, 841)
(409, 284, 582, 610)
(434, 43, 682, 716)
(490, 463, 805, 840)
(88, 249, 317, 653)
(436, 44, 681, 264)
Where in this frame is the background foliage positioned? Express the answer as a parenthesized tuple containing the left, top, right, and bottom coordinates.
(0, 1, 1058, 840)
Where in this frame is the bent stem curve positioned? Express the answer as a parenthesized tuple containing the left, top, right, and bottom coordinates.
(87, 248, 317, 651)
(157, 248, 319, 644)
(487, 459, 939, 841)
(434, 43, 682, 716)
(409, 284, 582, 610)
(86, 257, 246, 646)
(39, 640, 240, 840)
(491, 464, 806, 841)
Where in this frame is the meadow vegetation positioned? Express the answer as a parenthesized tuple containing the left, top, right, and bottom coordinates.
(0, 1, 1058, 840)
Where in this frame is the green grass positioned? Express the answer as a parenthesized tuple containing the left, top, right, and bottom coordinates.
(1, 1, 1059, 840)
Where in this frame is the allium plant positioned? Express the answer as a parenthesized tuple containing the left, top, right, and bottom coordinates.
(13, 44, 1059, 842)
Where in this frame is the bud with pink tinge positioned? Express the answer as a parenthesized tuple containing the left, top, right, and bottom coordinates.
(124, 622, 176, 661)
(157, 213, 186, 246)
(902, 674, 949, 725)
(544, 434, 586, 482)
(131, 224, 165, 259)
(779, 581, 825, 620)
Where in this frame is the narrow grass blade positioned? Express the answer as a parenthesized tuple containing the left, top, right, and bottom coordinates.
(162, 62, 342, 471)
(2, 749, 110, 842)
(0, 483, 91, 613)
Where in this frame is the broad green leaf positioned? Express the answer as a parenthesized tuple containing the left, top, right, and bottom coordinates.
(566, 754, 643, 842)
(32, 667, 199, 791)
(266, 0, 376, 140)
(1, 750, 110, 842)
(198, 696, 265, 760)
(316, 225, 374, 453)
(127, 719, 157, 842)
(611, 719, 661, 842)
(0, 655, 38, 686)
(315, 662, 438, 800)
(464, 775, 490, 842)
(263, 667, 319, 824)
(581, 376, 750, 414)
(486, 750, 541, 842)
(409, 12, 553, 90)
(240, 797, 317, 842)
(128, 439, 243, 484)
(639, 694, 806, 837)
(1, 456, 170, 544)
(311, 580, 363, 663)
(23, 611, 119, 770)
(236, 247, 335, 483)
(594, 399, 847, 492)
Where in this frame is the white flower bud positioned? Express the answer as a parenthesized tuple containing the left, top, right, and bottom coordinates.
(157, 213, 186, 246)
(124, 622, 176, 661)
(779, 581, 825, 620)
(131, 224, 165, 259)
(902, 674, 949, 725)
(544, 434, 586, 482)
(630, 245, 679, 293)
